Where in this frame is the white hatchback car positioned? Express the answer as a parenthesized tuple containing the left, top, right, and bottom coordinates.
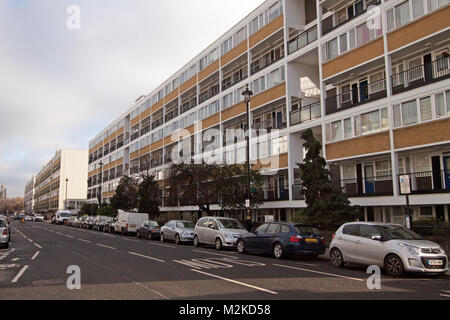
(330, 222, 448, 276)
(193, 217, 248, 250)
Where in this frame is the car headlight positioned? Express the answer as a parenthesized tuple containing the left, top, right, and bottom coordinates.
(399, 243, 420, 256)
(224, 232, 233, 239)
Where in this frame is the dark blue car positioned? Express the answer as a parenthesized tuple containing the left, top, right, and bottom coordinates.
(236, 222, 326, 259)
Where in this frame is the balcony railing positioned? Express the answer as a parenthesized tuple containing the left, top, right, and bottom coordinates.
(290, 102, 321, 126)
(253, 114, 287, 132)
(398, 171, 450, 195)
(180, 98, 197, 114)
(260, 187, 289, 201)
(288, 25, 318, 55)
(331, 175, 394, 197)
(321, 0, 381, 36)
(325, 78, 387, 115)
(199, 85, 220, 104)
(392, 58, 450, 95)
(292, 184, 304, 200)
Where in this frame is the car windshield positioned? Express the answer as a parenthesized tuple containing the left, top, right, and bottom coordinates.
(217, 219, 245, 230)
(378, 225, 422, 240)
(295, 225, 320, 236)
(60, 213, 71, 218)
(148, 221, 159, 227)
(177, 221, 195, 228)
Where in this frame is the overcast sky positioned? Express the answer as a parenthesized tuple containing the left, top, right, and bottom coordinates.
(0, 0, 265, 197)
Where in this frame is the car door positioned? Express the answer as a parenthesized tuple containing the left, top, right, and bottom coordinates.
(196, 218, 210, 244)
(336, 224, 361, 263)
(208, 219, 220, 244)
(354, 225, 384, 265)
(166, 221, 176, 240)
(260, 223, 281, 252)
(245, 224, 269, 251)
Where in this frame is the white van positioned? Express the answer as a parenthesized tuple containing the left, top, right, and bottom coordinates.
(55, 210, 72, 225)
(114, 210, 149, 235)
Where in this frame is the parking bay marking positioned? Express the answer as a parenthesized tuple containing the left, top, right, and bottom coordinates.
(96, 244, 117, 250)
(191, 269, 278, 295)
(273, 264, 364, 282)
(31, 251, 40, 260)
(11, 265, 29, 283)
(128, 252, 165, 263)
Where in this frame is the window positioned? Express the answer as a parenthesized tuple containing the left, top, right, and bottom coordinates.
(339, 34, 348, 53)
(387, 9, 395, 31)
(272, 136, 288, 155)
(420, 206, 433, 216)
(343, 165, 355, 180)
(252, 76, 266, 94)
(222, 93, 234, 110)
(412, 0, 424, 18)
(344, 118, 353, 138)
(331, 121, 343, 141)
(402, 100, 418, 125)
(255, 224, 268, 233)
(234, 27, 246, 46)
(376, 160, 390, 177)
(393, 104, 402, 127)
(325, 38, 338, 61)
(267, 66, 285, 88)
(360, 225, 381, 238)
(395, 1, 410, 28)
(360, 110, 380, 134)
(435, 92, 446, 117)
(343, 224, 360, 236)
(221, 37, 233, 55)
(420, 97, 432, 121)
(266, 223, 280, 234)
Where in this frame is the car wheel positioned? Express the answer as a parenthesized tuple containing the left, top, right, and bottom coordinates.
(136, 231, 140, 239)
(175, 234, 180, 245)
(193, 236, 200, 247)
(215, 238, 223, 251)
(385, 254, 404, 277)
(160, 233, 165, 242)
(237, 240, 245, 254)
(273, 243, 283, 259)
(330, 248, 344, 268)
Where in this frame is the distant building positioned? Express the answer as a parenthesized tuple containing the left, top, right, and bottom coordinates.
(24, 176, 35, 214)
(0, 182, 6, 202)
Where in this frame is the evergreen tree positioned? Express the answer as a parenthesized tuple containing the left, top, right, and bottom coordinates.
(110, 176, 138, 211)
(138, 173, 161, 219)
(298, 129, 359, 228)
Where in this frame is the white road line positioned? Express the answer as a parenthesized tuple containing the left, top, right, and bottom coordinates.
(442, 290, 450, 293)
(34, 243, 42, 249)
(273, 264, 364, 282)
(56, 232, 63, 235)
(97, 244, 117, 250)
(191, 269, 278, 295)
(128, 252, 165, 263)
(78, 238, 91, 243)
(192, 249, 237, 258)
(11, 265, 29, 283)
(147, 242, 176, 249)
(28, 239, 34, 243)
(65, 235, 74, 239)
(31, 251, 40, 260)
(440, 294, 450, 298)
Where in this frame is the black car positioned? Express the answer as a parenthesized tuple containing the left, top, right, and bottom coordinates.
(136, 220, 160, 240)
(236, 222, 326, 259)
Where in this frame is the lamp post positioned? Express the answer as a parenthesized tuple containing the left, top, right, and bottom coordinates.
(65, 178, 69, 210)
(242, 85, 253, 231)
(98, 161, 103, 208)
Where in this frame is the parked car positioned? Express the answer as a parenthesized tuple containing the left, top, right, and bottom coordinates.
(76, 216, 87, 228)
(236, 222, 326, 259)
(0, 217, 11, 248)
(86, 216, 96, 229)
(104, 218, 117, 233)
(94, 216, 112, 232)
(114, 210, 149, 236)
(330, 222, 449, 276)
(55, 210, 72, 225)
(193, 217, 248, 250)
(160, 220, 195, 244)
(66, 217, 76, 227)
(25, 215, 33, 222)
(33, 214, 44, 222)
(137, 220, 161, 240)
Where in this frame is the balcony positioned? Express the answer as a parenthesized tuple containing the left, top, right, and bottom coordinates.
(287, 26, 318, 55)
(325, 78, 387, 115)
(253, 113, 287, 132)
(292, 184, 304, 200)
(392, 58, 450, 95)
(331, 175, 394, 197)
(290, 102, 321, 126)
(250, 32, 285, 75)
(321, 0, 381, 36)
(398, 171, 450, 195)
(261, 187, 289, 201)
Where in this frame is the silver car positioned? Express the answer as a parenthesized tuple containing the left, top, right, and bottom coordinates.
(0, 218, 11, 248)
(330, 222, 448, 276)
(193, 217, 248, 250)
(160, 220, 195, 244)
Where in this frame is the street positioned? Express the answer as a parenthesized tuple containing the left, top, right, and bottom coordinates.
(1, 220, 449, 300)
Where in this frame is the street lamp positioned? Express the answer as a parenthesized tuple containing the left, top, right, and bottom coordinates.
(242, 84, 253, 231)
(98, 161, 103, 208)
(65, 178, 69, 210)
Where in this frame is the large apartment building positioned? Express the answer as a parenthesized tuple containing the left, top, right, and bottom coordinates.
(87, 0, 450, 224)
(30, 149, 88, 215)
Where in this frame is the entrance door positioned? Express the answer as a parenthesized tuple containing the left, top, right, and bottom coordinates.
(436, 206, 445, 221)
(359, 80, 369, 102)
(444, 156, 450, 189)
(432, 156, 443, 190)
(351, 83, 358, 104)
(424, 54, 432, 82)
(364, 164, 375, 194)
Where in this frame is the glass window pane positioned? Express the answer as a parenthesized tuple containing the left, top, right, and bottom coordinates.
(412, 0, 425, 18)
(331, 121, 343, 141)
(420, 97, 432, 121)
(395, 2, 410, 28)
(340, 34, 347, 53)
(381, 108, 389, 129)
(344, 118, 352, 138)
(435, 92, 446, 117)
(393, 104, 402, 127)
(402, 100, 418, 125)
(387, 9, 395, 31)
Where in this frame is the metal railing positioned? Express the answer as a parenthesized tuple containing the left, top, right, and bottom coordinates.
(331, 175, 394, 197)
(290, 102, 321, 126)
(398, 170, 450, 195)
(261, 187, 289, 201)
(288, 25, 318, 55)
(253, 114, 287, 131)
(392, 58, 450, 95)
(325, 78, 387, 115)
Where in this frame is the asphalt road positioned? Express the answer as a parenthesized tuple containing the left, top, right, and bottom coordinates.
(1, 220, 449, 300)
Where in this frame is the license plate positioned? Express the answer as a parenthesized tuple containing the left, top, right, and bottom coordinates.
(428, 260, 443, 266)
(305, 238, 318, 243)
(129, 225, 136, 228)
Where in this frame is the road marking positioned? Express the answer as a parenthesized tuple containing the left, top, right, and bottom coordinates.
(97, 244, 116, 250)
(12, 258, 19, 262)
(273, 264, 364, 282)
(65, 235, 74, 239)
(440, 294, 450, 298)
(191, 269, 278, 295)
(78, 238, 91, 243)
(31, 251, 40, 260)
(147, 242, 176, 249)
(442, 290, 450, 293)
(34, 243, 42, 249)
(28, 239, 34, 243)
(56, 232, 63, 235)
(192, 249, 237, 258)
(128, 252, 165, 263)
(11, 265, 29, 283)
